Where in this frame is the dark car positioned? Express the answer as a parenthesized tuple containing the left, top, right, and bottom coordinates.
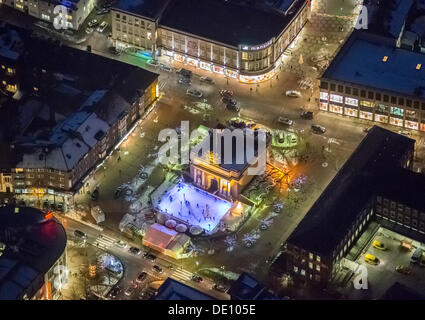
(191, 275, 203, 283)
(74, 230, 87, 239)
(301, 111, 314, 119)
(311, 124, 326, 134)
(114, 188, 122, 199)
(143, 252, 157, 261)
(91, 189, 99, 201)
(109, 47, 121, 55)
(220, 89, 233, 97)
(178, 77, 191, 85)
(108, 285, 122, 299)
(222, 96, 237, 106)
(136, 271, 148, 283)
(213, 284, 227, 293)
(129, 247, 141, 255)
(152, 265, 163, 273)
(177, 68, 192, 78)
(226, 103, 240, 112)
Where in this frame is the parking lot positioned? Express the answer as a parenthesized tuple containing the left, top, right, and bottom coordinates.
(343, 227, 425, 299)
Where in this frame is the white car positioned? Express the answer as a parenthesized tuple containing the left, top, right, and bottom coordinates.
(286, 90, 301, 98)
(96, 21, 108, 33)
(114, 240, 128, 249)
(85, 27, 94, 34)
(160, 63, 172, 72)
(200, 76, 214, 84)
(147, 60, 159, 68)
(278, 117, 293, 126)
(186, 88, 203, 98)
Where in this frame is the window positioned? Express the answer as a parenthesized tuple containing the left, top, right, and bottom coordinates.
(316, 256, 321, 263)
(338, 85, 344, 93)
(330, 94, 343, 103)
(399, 98, 404, 106)
(300, 269, 306, 276)
(368, 91, 374, 99)
(321, 81, 328, 89)
(309, 262, 313, 269)
(345, 87, 351, 95)
(345, 97, 358, 106)
(353, 88, 359, 96)
(330, 83, 336, 91)
(320, 92, 329, 100)
(316, 265, 321, 272)
(309, 253, 314, 260)
(376, 93, 381, 101)
(391, 96, 397, 104)
(360, 90, 366, 98)
(293, 266, 299, 273)
(383, 95, 389, 102)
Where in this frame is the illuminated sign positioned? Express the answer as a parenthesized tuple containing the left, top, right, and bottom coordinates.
(241, 40, 273, 51)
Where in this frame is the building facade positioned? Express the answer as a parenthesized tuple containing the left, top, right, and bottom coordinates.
(0, 0, 96, 30)
(112, 0, 311, 83)
(320, 32, 425, 132)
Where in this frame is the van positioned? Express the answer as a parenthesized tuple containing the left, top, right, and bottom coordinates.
(411, 248, 423, 264)
(365, 253, 379, 265)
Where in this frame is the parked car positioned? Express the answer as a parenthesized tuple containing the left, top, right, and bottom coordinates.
(222, 95, 237, 106)
(226, 103, 240, 112)
(129, 246, 141, 255)
(372, 240, 387, 251)
(364, 253, 379, 265)
(177, 68, 192, 78)
(113, 240, 128, 249)
(311, 124, 326, 134)
(285, 90, 301, 97)
(124, 284, 137, 297)
(136, 271, 148, 283)
(278, 117, 293, 126)
(87, 19, 99, 28)
(91, 189, 99, 201)
(200, 76, 214, 84)
(96, 8, 110, 15)
(212, 284, 227, 293)
(143, 252, 157, 261)
(396, 265, 411, 275)
(109, 47, 121, 56)
(411, 248, 423, 264)
(186, 88, 203, 98)
(300, 111, 314, 119)
(191, 275, 203, 283)
(152, 265, 163, 273)
(160, 63, 172, 72)
(147, 59, 159, 68)
(220, 89, 233, 97)
(96, 21, 108, 33)
(113, 188, 122, 199)
(74, 230, 87, 240)
(108, 285, 122, 299)
(178, 77, 191, 85)
(85, 27, 94, 34)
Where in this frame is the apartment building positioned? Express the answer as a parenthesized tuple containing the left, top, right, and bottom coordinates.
(0, 0, 96, 30)
(111, 0, 311, 83)
(0, 23, 159, 209)
(320, 31, 425, 131)
(284, 126, 418, 287)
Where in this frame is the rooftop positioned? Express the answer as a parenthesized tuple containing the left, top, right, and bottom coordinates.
(155, 278, 215, 300)
(0, 206, 67, 300)
(287, 126, 415, 256)
(159, 0, 306, 47)
(322, 31, 425, 99)
(113, 0, 171, 20)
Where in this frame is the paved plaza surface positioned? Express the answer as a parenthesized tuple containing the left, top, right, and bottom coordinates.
(3, 0, 425, 298)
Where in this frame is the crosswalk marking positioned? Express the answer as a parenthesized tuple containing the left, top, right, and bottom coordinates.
(170, 268, 193, 282)
(92, 234, 116, 250)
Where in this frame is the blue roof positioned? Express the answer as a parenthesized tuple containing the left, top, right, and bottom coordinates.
(323, 32, 425, 98)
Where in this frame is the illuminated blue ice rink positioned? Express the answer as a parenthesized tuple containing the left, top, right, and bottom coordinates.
(156, 183, 232, 233)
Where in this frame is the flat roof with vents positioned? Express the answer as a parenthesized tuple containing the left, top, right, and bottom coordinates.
(322, 31, 425, 99)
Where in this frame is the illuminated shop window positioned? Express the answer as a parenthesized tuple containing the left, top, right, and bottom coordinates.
(390, 107, 404, 117)
(360, 100, 373, 108)
(345, 97, 358, 106)
(293, 266, 298, 273)
(330, 94, 343, 103)
(320, 92, 328, 100)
